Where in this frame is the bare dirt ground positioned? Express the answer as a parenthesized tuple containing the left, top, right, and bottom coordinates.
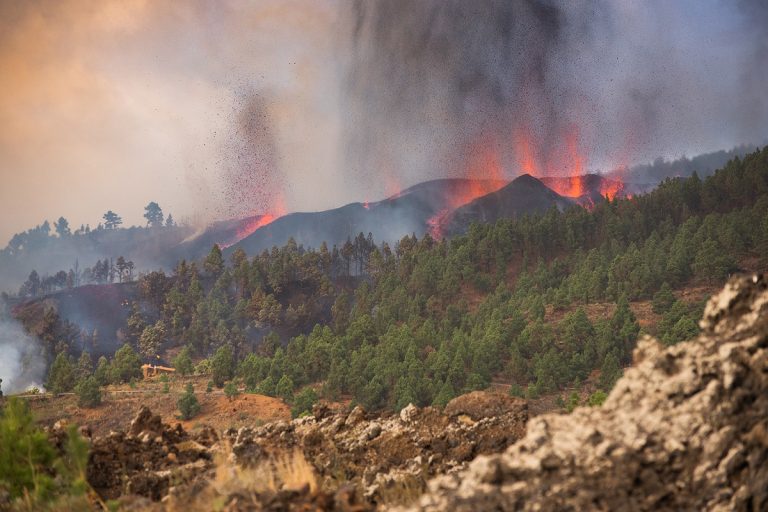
(27, 376, 290, 436)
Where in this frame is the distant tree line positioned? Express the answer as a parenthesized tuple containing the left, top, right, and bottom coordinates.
(18, 256, 136, 297)
(1, 201, 177, 259)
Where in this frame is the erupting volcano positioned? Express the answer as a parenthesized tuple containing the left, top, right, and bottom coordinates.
(426, 125, 633, 238)
(427, 138, 509, 238)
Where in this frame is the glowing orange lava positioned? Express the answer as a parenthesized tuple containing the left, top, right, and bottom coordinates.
(221, 195, 287, 248)
(598, 179, 624, 201)
(512, 123, 628, 206)
(513, 127, 540, 176)
(427, 137, 509, 239)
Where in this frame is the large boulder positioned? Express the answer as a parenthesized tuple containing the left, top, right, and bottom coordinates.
(444, 391, 527, 421)
(128, 406, 164, 438)
(401, 274, 768, 511)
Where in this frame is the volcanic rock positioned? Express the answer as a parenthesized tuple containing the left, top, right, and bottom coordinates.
(444, 391, 526, 421)
(88, 407, 213, 501)
(85, 390, 528, 508)
(398, 274, 768, 511)
(443, 174, 573, 236)
(128, 405, 163, 438)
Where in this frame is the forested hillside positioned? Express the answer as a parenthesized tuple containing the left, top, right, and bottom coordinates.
(34, 147, 768, 415)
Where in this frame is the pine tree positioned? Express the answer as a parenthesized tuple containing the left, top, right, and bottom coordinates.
(177, 383, 201, 420)
(109, 344, 142, 384)
(276, 375, 295, 401)
(224, 381, 239, 401)
(76, 351, 93, 381)
(75, 376, 101, 407)
(652, 282, 676, 314)
(173, 346, 194, 376)
(94, 356, 110, 386)
(47, 353, 76, 394)
(432, 379, 455, 408)
(599, 352, 622, 391)
(290, 388, 318, 418)
(204, 244, 225, 277)
(211, 345, 235, 388)
(139, 321, 166, 359)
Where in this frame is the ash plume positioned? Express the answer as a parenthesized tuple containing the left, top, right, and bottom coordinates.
(342, 0, 768, 187)
(217, 93, 285, 219)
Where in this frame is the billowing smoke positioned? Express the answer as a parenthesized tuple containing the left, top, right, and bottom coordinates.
(342, 0, 768, 188)
(0, 309, 46, 395)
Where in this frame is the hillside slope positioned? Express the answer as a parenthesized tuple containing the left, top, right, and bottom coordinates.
(229, 178, 507, 255)
(402, 274, 768, 511)
(443, 174, 573, 236)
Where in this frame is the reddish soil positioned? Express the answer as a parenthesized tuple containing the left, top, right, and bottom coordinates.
(28, 376, 290, 437)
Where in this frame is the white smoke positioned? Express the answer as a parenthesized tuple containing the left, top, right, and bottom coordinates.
(0, 310, 47, 395)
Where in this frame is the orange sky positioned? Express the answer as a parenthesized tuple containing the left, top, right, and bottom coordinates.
(0, 0, 344, 244)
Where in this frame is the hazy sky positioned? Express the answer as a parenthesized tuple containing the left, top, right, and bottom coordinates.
(0, 0, 766, 245)
(0, 0, 346, 244)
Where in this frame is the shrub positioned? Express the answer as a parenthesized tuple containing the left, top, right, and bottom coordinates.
(0, 398, 90, 505)
(587, 390, 608, 407)
(291, 388, 318, 418)
(74, 376, 101, 408)
(195, 358, 212, 376)
(224, 381, 240, 401)
(178, 383, 201, 420)
(509, 383, 524, 398)
(566, 391, 580, 413)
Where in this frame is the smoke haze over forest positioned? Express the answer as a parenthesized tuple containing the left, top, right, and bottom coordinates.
(0, 0, 767, 244)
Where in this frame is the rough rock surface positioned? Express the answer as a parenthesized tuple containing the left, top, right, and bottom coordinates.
(87, 407, 216, 500)
(219, 395, 528, 504)
(444, 391, 526, 421)
(400, 274, 768, 511)
(84, 392, 527, 508)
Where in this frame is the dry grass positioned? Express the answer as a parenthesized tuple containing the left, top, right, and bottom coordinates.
(166, 442, 317, 512)
(376, 473, 427, 508)
(211, 445, 317, 496)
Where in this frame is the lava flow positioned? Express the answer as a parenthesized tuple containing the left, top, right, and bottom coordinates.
(220, 194, 287, 249)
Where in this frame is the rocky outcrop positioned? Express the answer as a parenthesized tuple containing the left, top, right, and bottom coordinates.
(444, 391, 526, 421)
(400, 274, 768, 511)
(84, 391, 528, 508)
(218, 395, 528, 504)
(87, 409, 216, 500)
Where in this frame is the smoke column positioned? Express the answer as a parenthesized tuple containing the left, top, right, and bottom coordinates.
(342, 0, 768, 189)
